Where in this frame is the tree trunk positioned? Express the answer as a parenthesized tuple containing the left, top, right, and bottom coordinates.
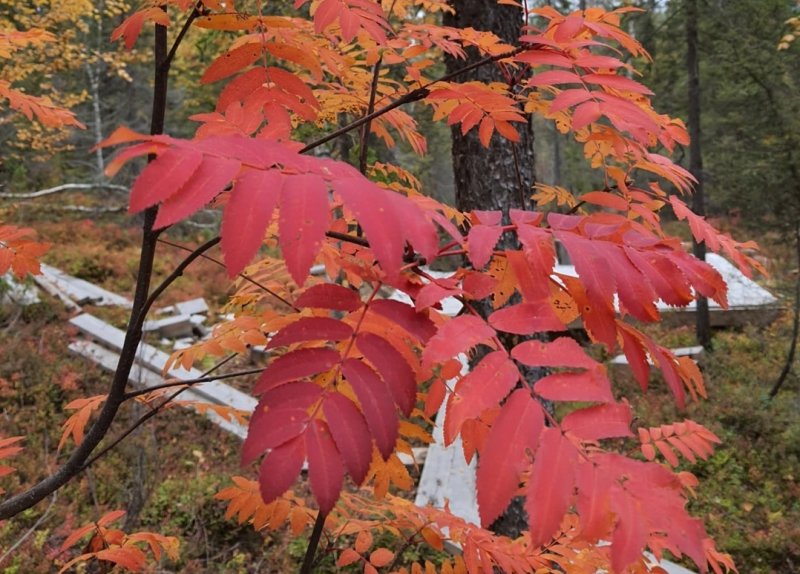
(444, 0, 539, 539)
(769, 223, 800, 398)
(686, 0, 711, 349)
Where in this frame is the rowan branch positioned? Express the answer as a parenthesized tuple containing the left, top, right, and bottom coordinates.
(0, 17, 193, 519)
(300, 47, 524, 154)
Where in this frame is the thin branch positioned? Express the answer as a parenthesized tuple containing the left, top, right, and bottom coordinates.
(122, 366, 264, 401)
(770, 223, 800, 399)
(300, 47, 524, 154)
(0, 183, 128, 200)
(143, 236, 221, 315)
(156, 238, 299, 310)
(163, 4, 201, 71)
(359, 56, 383, 175)
(325, 230, 370, 248)
(0, 493, 57, 566)
(82, 355, 238, 471)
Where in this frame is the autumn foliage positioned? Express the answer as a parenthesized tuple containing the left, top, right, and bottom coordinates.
(0, 1, 756, 573)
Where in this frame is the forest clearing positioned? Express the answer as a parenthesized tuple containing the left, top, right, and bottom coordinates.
(1, 1, 799, 573)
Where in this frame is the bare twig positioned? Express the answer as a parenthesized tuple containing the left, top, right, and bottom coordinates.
(300, 47, 524, 154)
(156, 238, 298, 310)
(81, 354, 238, 471)
(0, 493, 58, 566)
(0, 183, 128, 200)
(122, 366, 264, 401)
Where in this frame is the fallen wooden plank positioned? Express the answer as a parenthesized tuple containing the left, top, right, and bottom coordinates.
(40, 264, 132, 308)
(142, 314, 194, 338)
(31, 273, 80, 311)
(68, 336, 428, 466)
(69, 313, 257, 414)
(414, 355, 480, 526)
(610, 345, 704, 366)
(69, 340, 249, 438)
(157, 297, 209, 316)
(1, 273, 40, 306)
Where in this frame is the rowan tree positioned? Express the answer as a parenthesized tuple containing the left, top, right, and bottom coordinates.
(0, 1, 758, 572)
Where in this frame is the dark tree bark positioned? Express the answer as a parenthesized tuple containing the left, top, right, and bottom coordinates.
(444, 1, 535, 216)
(686, 0, 712, 349)
(444, 0, 539, 539)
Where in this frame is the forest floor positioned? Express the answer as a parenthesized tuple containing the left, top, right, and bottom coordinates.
(0, 211, 798, 573)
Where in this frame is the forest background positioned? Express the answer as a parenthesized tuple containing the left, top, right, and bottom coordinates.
(1, 0, 799, 573)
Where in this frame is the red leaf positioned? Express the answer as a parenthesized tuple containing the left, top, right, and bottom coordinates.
(305, 419, 344, 514)
(95, 547, 146, 571)
(356, 333, 416, 416)
(337, 179, 438, 278)
(526, 428, 578, 547)
(128, 148, 204, 213)
(242, 404, 309, 465)
(572, 101, 602, 131)
(261, 381, 322, 410)
(444, 351, 519, 445)
(534, 369, 613, 403)
(279, 173, 330, 285)
(369, 300, 436, 343)
(511, 337, 599, 369)
(201, 43, 263, 84)
(267, 317, 353, 349)
(573, 54, 627, 69)
(609, 487, 648, 573)
(415, 281, 461, 312)
(617, 323, 650, 390)
(341, 358, 398, 459)
(513, 225, 556, 300)
(477, 389, 544, 527)
(221, 170, 282, 277)
(515, 50, 573, 67)
(323, 392, 372, 484)
(154, 156, 241, 229)
(259, 435, 305, 504)
(580, 191, 628, 211)
(583, 73, 653, 95)
(550, 88, 593, 113)
(554, 13, 584, 42)
(575, 461, 614, 540)
(528, 70, 583, 87)
(488, 301, 565, 334)
(422, 315, 496, 366)
(254, 348, 340, 393)
(562, 402, 633, 441)
(467, 224, 503, 269)
(295, 283, 362, 312)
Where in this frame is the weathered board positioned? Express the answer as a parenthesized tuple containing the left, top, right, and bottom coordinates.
(69, 313, 257, 415)
(40, 264, 132, 308)
(69, 340, 249, 438)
